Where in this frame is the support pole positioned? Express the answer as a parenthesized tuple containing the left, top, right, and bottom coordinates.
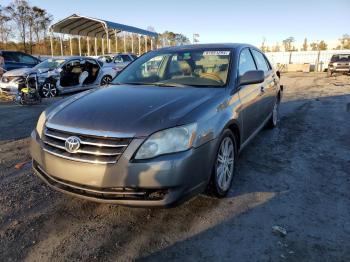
(131, 34, 134, 54)
(102, 37, 105, 55)
(94, 37, 97, 56)
(107, 31, 111, 53)
(138, 35, 141, 55)
(69, 36, 73, 55)
(60, 34, 63, 56)
(50, 32, 53, 57)
(87, 37, 90, 56)
(115, 30, 118, 53)
(145, 36, 147, 52)
(123, 32, 126, 53)
(78, 35, 81, 56)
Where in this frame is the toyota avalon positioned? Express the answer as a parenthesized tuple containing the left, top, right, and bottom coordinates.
(30, 44, 282, 207)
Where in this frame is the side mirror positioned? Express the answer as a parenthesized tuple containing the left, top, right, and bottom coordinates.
(238, 70, 265, 86)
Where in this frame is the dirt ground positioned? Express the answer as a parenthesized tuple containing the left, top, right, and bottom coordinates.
(0, 73, 350, 262)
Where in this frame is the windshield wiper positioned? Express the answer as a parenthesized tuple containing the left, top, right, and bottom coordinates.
(153, 82, 189, 87)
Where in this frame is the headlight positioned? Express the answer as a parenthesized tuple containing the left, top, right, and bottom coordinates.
(36, 112, 46, 138)
(135, 123, 197, 160)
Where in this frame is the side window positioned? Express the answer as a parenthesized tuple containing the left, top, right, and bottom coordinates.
(121, 55, 132, 62)
(18, 53, 38, 64)
(238, 49, 257, 77)
(251, 50, 269, 73)
(3, 52, 19, 62)
(114, 55, 123, 63)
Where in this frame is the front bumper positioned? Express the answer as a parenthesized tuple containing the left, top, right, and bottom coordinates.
(30, 130, 217, 207)
(328, 67, 350, 73)
(0, 82, 19, 94)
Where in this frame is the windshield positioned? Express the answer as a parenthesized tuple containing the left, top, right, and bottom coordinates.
(331, 54, 350, 62)
(112, 49, 231, 87)
(34, 59, 66, 70)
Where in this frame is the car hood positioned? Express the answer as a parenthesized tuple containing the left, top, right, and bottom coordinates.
(46, 85, 222, 137)
(3, 68, 33, 77)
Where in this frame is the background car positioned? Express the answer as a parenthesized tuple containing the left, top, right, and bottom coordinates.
(31, 44, 283, 207)
(327, 53, 350, 76)
(0, 50, 41, 77)
(101, 53, 138, 72)
(0, 56, 118, 97)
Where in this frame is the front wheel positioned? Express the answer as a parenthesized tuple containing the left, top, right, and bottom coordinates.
(209, 130, 237, 197)
(100, 75, 112, 86)
(41, 82, 58, 98)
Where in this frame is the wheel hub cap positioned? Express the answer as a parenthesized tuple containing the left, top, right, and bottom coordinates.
(216, 137, 234, 191)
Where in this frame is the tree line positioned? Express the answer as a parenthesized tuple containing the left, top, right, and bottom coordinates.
(260, 35, 350, 52)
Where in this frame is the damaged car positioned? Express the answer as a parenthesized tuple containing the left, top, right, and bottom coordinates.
(0, 56, 118, 97)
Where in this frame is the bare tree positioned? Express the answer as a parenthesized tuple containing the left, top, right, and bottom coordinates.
(282, 37, 295, 51)
(0, 8, 12, 49)
(310, 41, 328, 51)
(338, 34, 350, 49)
(6, 0, 31, 51)
(302, 38, 308, 51)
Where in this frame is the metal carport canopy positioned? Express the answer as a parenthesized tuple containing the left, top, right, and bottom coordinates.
(50, 14, 158, 38)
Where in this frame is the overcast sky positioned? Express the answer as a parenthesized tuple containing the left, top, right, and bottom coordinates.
(2, 0, 349, 47)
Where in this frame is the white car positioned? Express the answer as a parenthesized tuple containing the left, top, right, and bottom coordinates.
(0, 56, 118, 98)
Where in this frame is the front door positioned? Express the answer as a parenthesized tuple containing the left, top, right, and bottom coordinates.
(237, 48, 263, 142)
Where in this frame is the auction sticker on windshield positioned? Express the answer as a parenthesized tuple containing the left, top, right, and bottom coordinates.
(203, 51, 230, 56)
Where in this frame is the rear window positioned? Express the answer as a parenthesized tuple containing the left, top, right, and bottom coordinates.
(331, 54, 350, 62)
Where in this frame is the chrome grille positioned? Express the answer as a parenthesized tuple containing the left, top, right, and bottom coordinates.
(42, 127, 132, 164)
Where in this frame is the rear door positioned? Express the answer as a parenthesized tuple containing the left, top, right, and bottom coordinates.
(251, 49, 277, 121)
(237, 48, 262, 141)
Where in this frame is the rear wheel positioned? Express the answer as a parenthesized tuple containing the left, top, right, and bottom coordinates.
(266, 101, 279, 129)
(41, 82, 58, 98)
(209, 130, 237, 197)
(100, 75, 112, 86)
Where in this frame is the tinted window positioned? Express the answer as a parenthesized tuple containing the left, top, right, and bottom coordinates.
(251, 50, 269, 72)
(2, 52, 19, 62)
(114, 55, 123, 63)
(131, 55, 138, 60)
(331, 54, 350, 62)
(121, 55, 132, 62)
(238, 49, 257, 76)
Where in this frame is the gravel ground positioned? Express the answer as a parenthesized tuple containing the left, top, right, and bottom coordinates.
(0, 73, 350, 262)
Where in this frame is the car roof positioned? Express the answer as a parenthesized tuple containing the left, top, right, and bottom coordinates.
(156, 43, 256, 52)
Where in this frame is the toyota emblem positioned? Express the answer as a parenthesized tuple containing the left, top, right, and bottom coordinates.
(65, 136, 81, 153)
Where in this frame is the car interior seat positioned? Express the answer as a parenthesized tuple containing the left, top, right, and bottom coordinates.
(79, 71, 89, 86)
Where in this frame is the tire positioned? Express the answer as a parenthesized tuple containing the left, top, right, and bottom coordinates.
(266, 100, 279, 129)
(40, 82, 58, 98)
(209, 129, 237, 197)
(100, 75, 112, 86)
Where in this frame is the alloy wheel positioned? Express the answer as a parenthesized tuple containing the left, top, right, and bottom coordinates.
(101, 75, 112, 86)
(42, 83, 57, 98)
(216, 136, 235, 191)
(272, 103, 279, 126)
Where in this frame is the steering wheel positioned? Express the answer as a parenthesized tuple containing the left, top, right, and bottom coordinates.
(200, 72, 223, 83)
